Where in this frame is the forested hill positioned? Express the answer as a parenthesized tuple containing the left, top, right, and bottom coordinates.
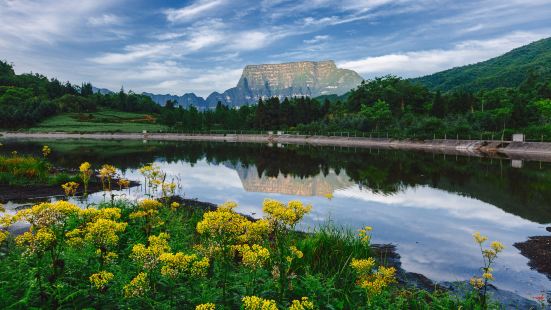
(411, 37, 551, 92)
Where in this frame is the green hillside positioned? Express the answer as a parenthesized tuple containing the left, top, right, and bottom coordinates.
(411, 37, 551, 92)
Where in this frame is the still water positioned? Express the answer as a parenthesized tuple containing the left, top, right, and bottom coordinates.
(2, 138, 550, 297)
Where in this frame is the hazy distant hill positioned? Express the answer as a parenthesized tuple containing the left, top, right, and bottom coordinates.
(411, 37, 551, 92)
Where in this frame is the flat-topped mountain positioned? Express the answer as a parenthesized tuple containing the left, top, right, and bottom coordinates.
(143, 60, 363, 109)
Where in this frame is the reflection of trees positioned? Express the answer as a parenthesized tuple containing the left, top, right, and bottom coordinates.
(7, 139, 551, 223)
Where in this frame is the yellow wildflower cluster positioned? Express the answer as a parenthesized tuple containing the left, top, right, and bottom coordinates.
(62, 181, 79, 197)
(234, 244, 270, 269)
(470, 232, 504, 290)
(286, 245, 304, 264)
(79, 162, 93, 195)
(131, 233, 171, 270)
(195, 303, 216, 310)
(470, 277, 485, 289)
(239, 219, 272, 244)
(99, 164, 117, 191)
(159, 252, 210, 278)
(289, 297, 315, 310)
(79, 207, 122, 222)
(161, 182, 177, 197)
(123, 272, 148, 298)
(0, 230, 8, 244)
(42, 145, 51, 157)
(358, 226, 372, 244)
(89, 270, 114, 290)
(196, 202, 249, 241)
(129, 198, 164, 229)
(139, 163, 165, 190)
(14, 201, 80, 229)
(242, 296, 278, 310)
(170, 202, 180, 210)
(262, 199, 312, 227)
(350, 257, 396, 296)
(83, 218, 127, 249)
(117, 178, 130, 190)
(16, 227, 56, 254)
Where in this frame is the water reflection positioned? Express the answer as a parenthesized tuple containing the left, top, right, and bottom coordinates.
(1, 138, 550, 297)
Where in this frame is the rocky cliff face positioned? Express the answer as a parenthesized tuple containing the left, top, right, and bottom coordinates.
(143, 60, 363, 109)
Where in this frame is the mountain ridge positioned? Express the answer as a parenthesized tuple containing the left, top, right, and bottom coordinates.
(138, 60, 363, 109)
(411, 37, 551, 92)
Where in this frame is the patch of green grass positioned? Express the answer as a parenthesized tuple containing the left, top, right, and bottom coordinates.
(28, 108, 170, 133)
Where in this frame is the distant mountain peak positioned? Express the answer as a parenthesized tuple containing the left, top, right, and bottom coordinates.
(142, 60, 363, 109)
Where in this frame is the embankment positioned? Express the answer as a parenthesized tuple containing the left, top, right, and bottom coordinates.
(3, 132, 551, 162)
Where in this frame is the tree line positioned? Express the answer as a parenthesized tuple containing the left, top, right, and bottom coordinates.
(0, 61, 160, 128)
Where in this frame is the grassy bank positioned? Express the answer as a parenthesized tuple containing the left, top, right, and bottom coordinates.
(0, 197, 503, 309)
(28, 109, 169, 133)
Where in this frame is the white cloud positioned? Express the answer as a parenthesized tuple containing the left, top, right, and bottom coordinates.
(303, 35, 330, 44)
(339, 31, 551, 78)
(87, 13, 122, 26)
(0, 0, 120, 46)
(165, 0, 226, 23)
(90, 44, 173, 64)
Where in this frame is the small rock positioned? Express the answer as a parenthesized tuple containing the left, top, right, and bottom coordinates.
(546, 227, 551, 233)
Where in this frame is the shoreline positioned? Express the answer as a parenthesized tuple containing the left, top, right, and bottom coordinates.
(4, 131, 551, 162)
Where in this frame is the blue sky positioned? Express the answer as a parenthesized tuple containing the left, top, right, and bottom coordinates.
(1, 0, 550, 97)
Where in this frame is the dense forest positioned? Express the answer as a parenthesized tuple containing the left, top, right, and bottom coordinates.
(1, 42, 550, 140)
(156, 72, 551, 140)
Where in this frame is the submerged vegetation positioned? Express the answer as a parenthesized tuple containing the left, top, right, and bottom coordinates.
(0, 155, 509, 309)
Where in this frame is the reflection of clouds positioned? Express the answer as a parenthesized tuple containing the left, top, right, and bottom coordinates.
(335, 185, 531, 228)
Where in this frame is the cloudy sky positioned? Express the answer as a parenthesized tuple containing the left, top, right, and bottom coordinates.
(1, 0, 550, 96)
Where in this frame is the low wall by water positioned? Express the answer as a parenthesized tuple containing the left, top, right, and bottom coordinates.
(3, 132, 551, 162)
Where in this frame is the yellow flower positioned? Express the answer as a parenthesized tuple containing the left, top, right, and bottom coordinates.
(490, 241, 505, 253)
(61, 181, 79, 197)
(131, 233, 171, 270)
(473, 232, 488, 244)
(195, 303, 216, 310)
(89, 271, 114, 290)
(14, 201, 80, 231)
(170, 202, 180, 210)
(99, 164, 117, 191)
(289, 297, 315, 310)
(482, 272, 494, 281)
(159, 252, 209, 278)
(239, 219, 272, 244)
(83, 218, 127, 250)
(0, 230, 9, 245)
(470, 277, 485, 289)
(117, 178, 130, 190)
(42, 145, 51, 157)
(196, 201, 249, 244)
(79, 162, 91, 173)
(242, 296, 278, 310)
(234, 244, 270, 269)
(350, 257, 376, 276)
(262, 199, 312, 227)
(124, 272, 148, 298)
(16, 227, 56, 254)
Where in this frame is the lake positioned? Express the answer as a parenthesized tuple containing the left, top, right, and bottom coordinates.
(1, 138, 550, 298)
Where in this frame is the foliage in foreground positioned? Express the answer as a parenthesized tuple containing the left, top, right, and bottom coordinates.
(0, 158, 508, 309)
(0, 196, 505, 309)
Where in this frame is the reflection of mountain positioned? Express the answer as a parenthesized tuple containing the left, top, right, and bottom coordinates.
(229, 163, 354, 197)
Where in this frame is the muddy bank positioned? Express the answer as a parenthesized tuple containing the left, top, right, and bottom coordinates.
(515, 235, 551, 280)
(0, 179, 139, 203)
(4, 132, 551, 162)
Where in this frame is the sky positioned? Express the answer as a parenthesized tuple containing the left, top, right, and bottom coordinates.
(1, 0, 550, 97)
